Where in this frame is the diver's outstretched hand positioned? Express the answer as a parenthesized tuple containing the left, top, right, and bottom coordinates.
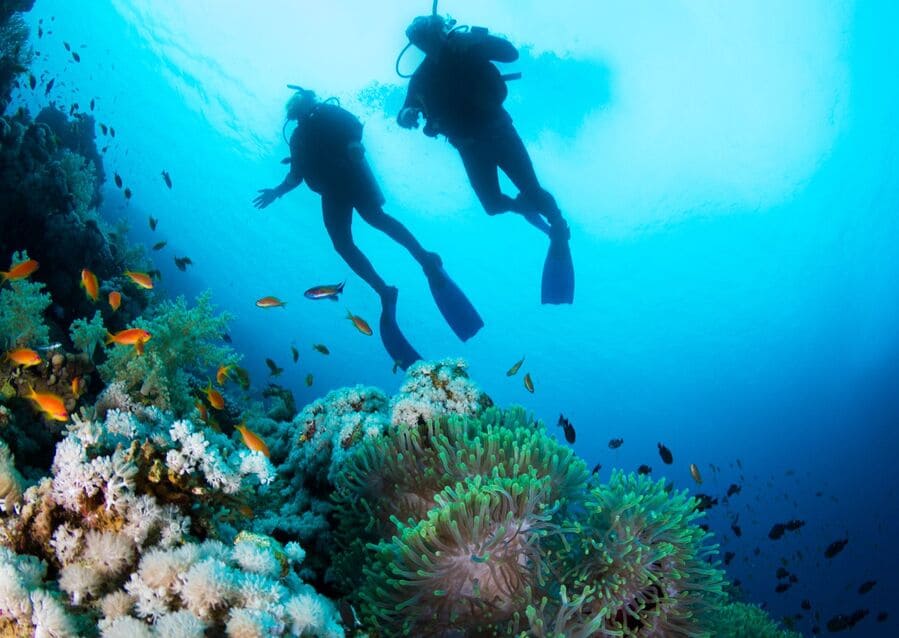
(253, 188, 278, 209)
(397, 107, 422, 129)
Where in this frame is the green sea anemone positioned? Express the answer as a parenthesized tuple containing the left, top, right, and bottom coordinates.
(529, 470, 726, 637)
(706, 599, 802, 638)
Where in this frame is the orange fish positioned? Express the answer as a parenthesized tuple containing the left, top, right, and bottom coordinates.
(108, 290, 122, 311)
(0, 258, 39, 284)
(216, 364, 233, 385)
(346, 310, 372, 336)
(5, 348, 42, 367)
(195, 399, 208, 422)
(255, 296, 286, 308)
(80, 269, 99, 302)
(71, 376, 84, 399)
(24, 385, 68, 422)
(523, 372, 535, 393)
(236, 422, 270, 457)
(106, 328, 152, 346)
(202, 382, 225, 410)
(124, 271, 153, 289)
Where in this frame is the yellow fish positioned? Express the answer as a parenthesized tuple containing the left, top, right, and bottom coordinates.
(203, 382, 225, 410)
(236, 422, 270, 457)
(216, 364, 233, 386)
(71, 376, 84, 399)
(0, 258, 39, 284)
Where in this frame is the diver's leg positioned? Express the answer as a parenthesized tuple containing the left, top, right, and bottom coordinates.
(495, 126, 568, 237)
(322, 196, 391, 298)
(456, 142, 517, 215)
(356, 205, 441, 273)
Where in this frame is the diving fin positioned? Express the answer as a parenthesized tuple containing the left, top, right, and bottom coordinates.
(379, 287, 421, 371)
(541, 231, 574, 304)
(426, 266, 484, 341)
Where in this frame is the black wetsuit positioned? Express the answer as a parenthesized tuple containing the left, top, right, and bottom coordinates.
(402, 29, 561, 220)
(287, 103, 430, 297)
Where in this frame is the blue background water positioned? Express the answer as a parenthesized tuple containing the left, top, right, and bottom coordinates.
(11, 1, 898, 634)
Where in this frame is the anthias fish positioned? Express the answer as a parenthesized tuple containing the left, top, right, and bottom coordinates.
(108, 290, 121, 311)
(1, 258, 39, 283)
(25, 385, 68, 421)
(505, 356, 525, 376)
(216, 365, 233, 386)
(346, 310, 372, 335)
(106, 328, 152, 346)
(5, 348, 42, 367)
(80, 268, 99, 301)
(236, 422, 269, 457)
(304, 281, 344, 301)
(124, 271, 153, 289)
(523, 372, 534, 393)
(202, 382, 225, 410)
(256, 296, 286, 308)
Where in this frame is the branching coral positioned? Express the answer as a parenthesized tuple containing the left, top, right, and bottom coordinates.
(528, 470, 726, 638)
(0, 266, 50, 347)
(98, 292, 235, 414)
(70, 310, 106, 360)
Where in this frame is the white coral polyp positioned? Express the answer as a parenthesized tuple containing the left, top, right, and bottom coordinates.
(177, 559, 234, 619)
(154, 609, 207, 638)
(58, 563, 102, 605)
(82, 530, 135, 576)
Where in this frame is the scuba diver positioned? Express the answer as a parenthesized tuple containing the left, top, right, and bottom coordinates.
(254, 87, 483, 369)
(396, 9, 575, 304)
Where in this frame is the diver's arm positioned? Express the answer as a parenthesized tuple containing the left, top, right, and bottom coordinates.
(253, 172, 302, 209)
(398, 76, 425, 129)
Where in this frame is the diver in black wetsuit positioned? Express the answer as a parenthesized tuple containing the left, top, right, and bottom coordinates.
(397, 15, 574, 304)
(254, 87, 482, 367)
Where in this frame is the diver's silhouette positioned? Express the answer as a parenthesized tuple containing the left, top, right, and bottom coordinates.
(398, 14, 574, 304)
(254, 88, 482, 368)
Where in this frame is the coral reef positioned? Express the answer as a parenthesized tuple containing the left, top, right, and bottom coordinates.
(389, 358, 492, 427)
(0, 269, 50, 347)
(0, 0, 34, 113)
(98, 293, 236, 415)
(527, 470, 726, 638)
(706, 599, 803, 638)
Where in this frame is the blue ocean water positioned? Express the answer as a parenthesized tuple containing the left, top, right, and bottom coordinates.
(11, 0, 898, 634)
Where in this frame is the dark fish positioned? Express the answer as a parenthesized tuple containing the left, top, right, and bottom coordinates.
(523, 372, 534, 393)
(152, 241, 167, 251)
(110, 127, 116, 137)
(784, 519, 805, 531)
(124, 187, 132, 200)
(161, 170, 172, 188)
(38, 26, 42, 38)
(768, 523, 786, 540)
(776, 567, 789, 579)
(849, 609, 868, 625)
(114, 172, 122, 188)
(313, 343, 330, 355)
(72, 51, 80, 62)
(723, 551, 735, 566)
(698, 523, 708, 532)
(608, 438, 624, 449)
(637, 464, 652, 475)
(557, 414, 575, 444)
(90, 98, 95, 111)
(100, 123, 108, 135)
(304, 281, 345, 301)
(222, 333, 232, 343)
(265, 358, 283, 377)
(64, 41, 71, 51)
(775, 583, 791, 593)
(726, 483, 741, 497)
(28, 74, 36, 89)
(505, 356, 525, 376)
(657, 442, 673, 464)
(148, 216, 158, 231)
(174, 256, 192, 271)
(811, 626, 820, 635)
(730, 522, 742, 537)
(824, 538, 848, 559)
(857, 580, 875, 594)
(591, 462, 602, 474)
(876, 611, 887, 622)
(789, 573, 798, 583)
(801, 599, 811, 610)
(101, 146, 108, 153)
(234, 366, 250, 390)
(44, 78, 54, 95)
(291, 345, 299, 363)
(694, 494, 718, 512)
(305, 373, 313, 387)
